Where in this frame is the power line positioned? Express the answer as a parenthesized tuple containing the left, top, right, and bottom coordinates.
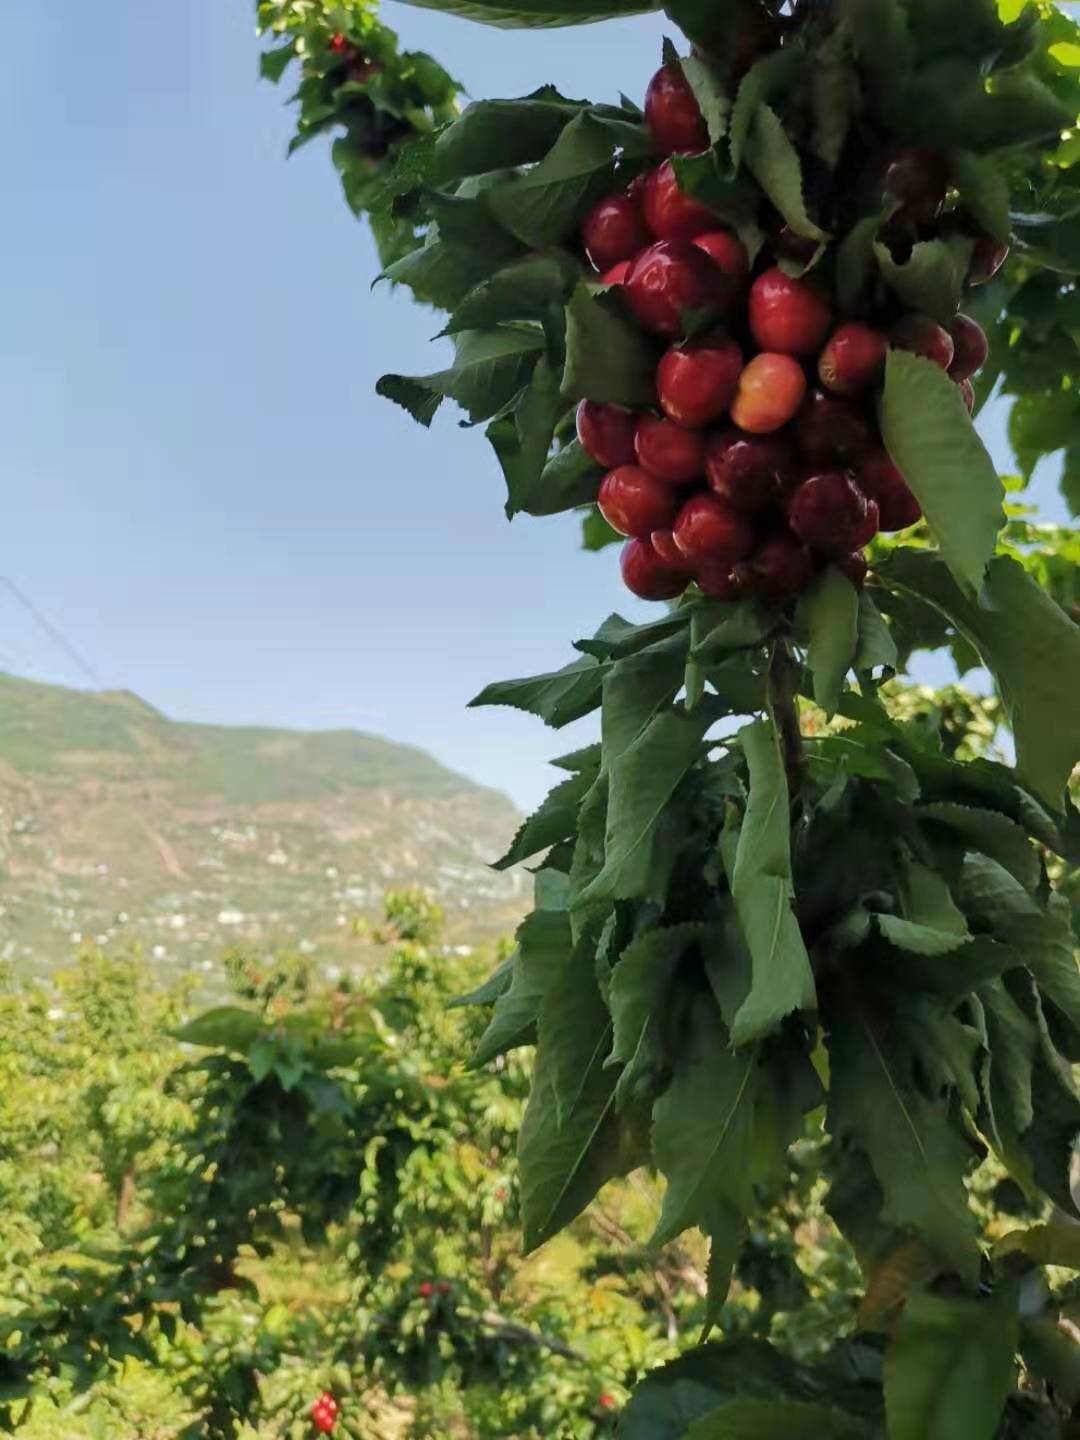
(0, 576, 103, 687)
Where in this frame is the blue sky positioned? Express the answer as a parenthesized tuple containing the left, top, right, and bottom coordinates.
(0, 1, 1068, 811)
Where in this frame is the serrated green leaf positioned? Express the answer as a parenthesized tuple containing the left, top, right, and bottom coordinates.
(382, 234, 501, 310)
(260, 44, 295, 84)
(879, 353, 1004, 594)
(471, 898, 570, 1064)
(691, 599, 779, 658)
(884, 1288, 1018, 1440)
(488, 356, 571, 517)
(448, 956, 514, 1009)
(874, 238, 972, 327)
(561, 283, 658, 406)
(508, 438, 602, 519)
(393, 0, 660, 25)
(916, 802, 1039, 890)
(810, 29, 856, 171)
(430, 93, 581, 184)
(836, 214, 883, 314)
(855, 591, 898, 678)
(802, 568, 859, 718)
(729, 52, 800, 173)
(493, 768, 593, 870)
(745, 105, 829, 242)
(608, 922, 710, 1106)
(686, 1400, 865, 1440)
(377, 326, 545, 426)
(949, 150, 1012, 245)
(442, 252, 579, 334)
(877, 550, 1080, 806)
(681, 54, 730, 145)
(469, 654, 604, 726)
(877, 856, 971, 956)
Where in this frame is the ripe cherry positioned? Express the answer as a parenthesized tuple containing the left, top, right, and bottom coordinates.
(856, 449, 922, 531)
(318, 1393, 339, 1416)
(835, 550, 869, 589)
(958, 378, 976, 415)
(312, 1401, 336, 1434)
(624, 240, 732, 336)
(796, 389, 876, 466)
(644, 64, 709, 154)
(673, 493, 756, 565)
(329, 33, 351, 54)
(601, 260, 631, 285)
(635, 413, 706, 483)
(969, 237, 1009, 286)
(599, 1393, 618, 1411)
(576, 399, 638, 469)
(748, 268, 833, 356)
(656, 333, 743, 428)
(879, 146, 949, 223)
(889, 314, 955, 371)
(650, 528, 693, 569)
(693, 230, 750, 288)
(732, 534, 812, 602)
(419, 1281, 434, 1298)
(697, 559, 744, 600)
(788, 472, 880, 556)
(581, 192, 652, 273)
(731, 353, 807, 434)
(705, 429, 794, 512)
(599, 466, 678, 538)
(818, 323, 888, 397)
(948, 314, 988, 382)
(643, 161, 721, 242)
(621, 538, 690, 600)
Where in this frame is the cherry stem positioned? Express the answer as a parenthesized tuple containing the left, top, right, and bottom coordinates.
(767, 635, 804, 799)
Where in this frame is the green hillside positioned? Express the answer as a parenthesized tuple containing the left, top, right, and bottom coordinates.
(0, 674, 525, 978)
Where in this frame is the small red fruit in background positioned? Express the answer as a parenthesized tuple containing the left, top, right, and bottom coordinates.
(856, 449, 922, 531)
(673, 494, 756, 565)
(705, 429, 794, 512)
(788, 472, 880, 556)
(731, 354, 807, 434)
(879, 146, 949, 223)
(419, 1281, 434, 1298)
(969, 237, 1009, 286)
(601, 260, 631, 285)
(311, 1397, 336, 1434)
(318, 1393, 339, 1416)
(748, 268, 833, 356)
(599, 1393, 618, 1411)
(796, 389, 876, 466)
(621, 538, 689, 600)
(643, 161, 721, 242)
(835, 550, 869, 589)
(948, 314, 988, 382)
(329, 33, 350, 54)
(644, 64, 709, 154)
(650, 528, 692, 568)
(656, 333, 743, 428)
(818, 323, 888, 396)
(732, 535, 812, 602)
(635, 412, 707, 483)
(959, 378, 976, 415)
(599, 466, 678, 538)
(576, 399, 637, 469)
(889, 314, 955, 371)
(693, 230, 750, 288)
(624, 240, 731, 336)
(581, 192, 652, 273)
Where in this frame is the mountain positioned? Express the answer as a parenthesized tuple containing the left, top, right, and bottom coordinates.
(0, 673, 527, 979)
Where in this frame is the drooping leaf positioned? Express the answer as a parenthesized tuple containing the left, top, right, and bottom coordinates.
(948, 150, 1011, 245)
(377, 326, 545, 426)
(487, 356, 570, 516)
(173, 1007, 264, 1052)
(561, 283, 659, 406)
(877, 856, 971, 956)
(745, 104, 829, 242)
(471, 897, 571, 1065)
(608, 923, 710, 1106)
(801, 568, 860, 717)
(879, 352, 1004, 594)
(430, 92, 582, 184)
(680, 54, 731, 145)
(854, 591, 898, 679)
(874, 237, 973, 327)
(442, 252, 579, 333)
(470, 654, 604, 726)
(493, 768, 594, 870)
(916, 802, 1039, 891)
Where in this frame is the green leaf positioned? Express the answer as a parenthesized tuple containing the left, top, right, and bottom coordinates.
(487, 356, 570, 517)
(691, 599, 779, 659)
(442, 252, 579, 333)
(448, 956, 514, 1008)
(884, 1287, 1018, 1440)
(686, 1400, 865, 1440)
(745, 105, 829, 242)
(392, 0, 661, 24)
(877, 550, 1080, 807)
(916, 802, 1039, 891)
(608, 923, 710, 1106)
(377, 326, 545, 426)
(681, 55, 730, 145)
(1014, 208, 1080, 276)
(382, 234, 506, 310)
(726, 720, 816, 1046)
(810, 29, 856, 171)
(493, 768, 593, 870)
(879, 353, 1004, 594)
(561, 283, 658, 406)
(430, 93, 581, 184)
(801, 568, 859, 718)
(729, 52, 800, 174)
(470, 654, 604, 726)
(487, 112, 652, 248)
(949, 150, 1011, 245)
(874, 238, 972, 327)
(877, 857, 971, 956)
(828, 1005, 981, 1281)
(260, 44, 295, 84)
(855, 591, 898, 679)
(519, 439, 603, 519)
(996, 1220, 1080, 1270)
(471, 899, 570, 1065)
(173, 1007, 263, 1051)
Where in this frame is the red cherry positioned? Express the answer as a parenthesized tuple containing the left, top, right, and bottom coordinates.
(879, 147, 949, 223)
(419, 1281, 434, 1298)
(624, 240, 732, 336)
(621, 538, 690, 600)
(576, 399, 638, 469)
(731, 353, 807, 434)
(835, 550, 869, 589)
(948, 314, 988, 382)
(319, 1393, 339, 1415)
(958, 378, 976, 415)
(969, 237, 1009, 286)
(693, 230, 750, 288)
(600, 260, 631, 286)
(796, 389, 877, 466)
(644, 64, 709, 153)
(889, 314, 955, 371)
(329, 34, 350, 54)
(656, 333, 743, 428)
(856, 449, 922, 531)
(581, 192, 652, 273)
(696, 559, 744, 600)
(732, 534, 812, 602)
(705, 429, 795, 512)
(312, 1402, 336, 1434)
(748, 268, 833, 356)
(599, 466, 678, 538)
(599, 1394, 618, 1411)
(635, 413, 706, 484)
(650, 528, 693, 569)
(673, 493, 756, 565)
(643, 161, 721, 242)
(788, 472, 880, 556)
(817, 323, 888, 397)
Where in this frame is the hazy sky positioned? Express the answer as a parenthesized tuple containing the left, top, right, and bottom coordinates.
(1, 1, 1068, 810)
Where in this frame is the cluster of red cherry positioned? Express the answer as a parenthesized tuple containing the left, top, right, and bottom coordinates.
(576, 61, 1001, 603)
(310, 1390, 339, 1434)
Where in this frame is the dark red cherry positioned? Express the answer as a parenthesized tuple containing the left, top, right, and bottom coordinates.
(581, 191, 652, 273)
(643, 161, 721, 242)
(732, 534, 812, 602)
(693, 230, 750, 289)
(644, 63, 709, 154)
(705, 429, 795, 512)
(890, 314, 955, 371)
(969, 237, 1009, 286)
(795, 389, 877, 467)
(634, 413, 706, 484)
(656, 333, 743, 428)
(624, 240, 732, 336)
(948, 314, 988, 382)
(576, 400, 637, 469)
(856, 449, 922, 531)
(673, 493, 756, 565)
(788, 472, 880, 556)
(748, 268, 833, 356)
(598, 465, 678, 538)
(621, 538, 690, 600)
(818, 323, 888, 397)
(835, 550, 869, 589)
